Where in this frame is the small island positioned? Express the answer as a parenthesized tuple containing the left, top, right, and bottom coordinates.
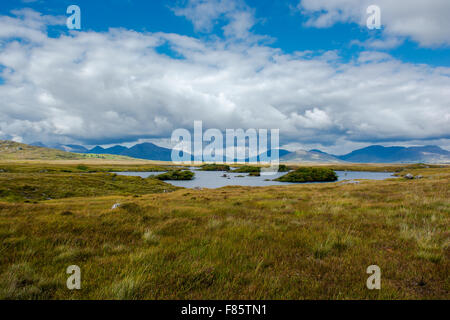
(232, 165, 260, 173)
(155, 170, 195, 181)
(275, 167, 338, 183)
(200, 164, 231, 171)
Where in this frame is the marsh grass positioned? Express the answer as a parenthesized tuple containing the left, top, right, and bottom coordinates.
(0, 163, 448, 299)
(0, 172, 180, 202)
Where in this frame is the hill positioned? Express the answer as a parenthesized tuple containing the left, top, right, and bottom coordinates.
(335, 145, 450, 163)
(0, 141, 133, 161)
(280, 149, 343, 163)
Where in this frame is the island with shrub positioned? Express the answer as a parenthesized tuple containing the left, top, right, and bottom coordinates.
(155, 170, 195, 180)
(275, 167, 338, 183)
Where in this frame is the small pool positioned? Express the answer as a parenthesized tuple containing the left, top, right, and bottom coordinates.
(114, 170, 395, 189)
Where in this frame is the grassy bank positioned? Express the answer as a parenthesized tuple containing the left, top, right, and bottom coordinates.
(0, 163, 448, 299)
(0, 173, 179, 202)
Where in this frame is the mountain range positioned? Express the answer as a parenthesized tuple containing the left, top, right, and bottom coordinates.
(27, 141, 450, 163)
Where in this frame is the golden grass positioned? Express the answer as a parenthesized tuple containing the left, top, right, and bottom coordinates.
(0, 163, 448, 299)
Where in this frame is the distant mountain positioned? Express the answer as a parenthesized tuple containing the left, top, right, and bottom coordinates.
(89, 146, 106, 154)
(23, 140, 450, 163)
(335, 145, 450, 163)
(280, 149, 343, 163)
(238, 149, 292, 163)
(125, 143, 172, 161)
(86, 145, 293, 163)
(87, 142, 173, 161)
(87, 145, 128, 155)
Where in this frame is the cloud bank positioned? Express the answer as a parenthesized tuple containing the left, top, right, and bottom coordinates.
(0, 7, 449, 151)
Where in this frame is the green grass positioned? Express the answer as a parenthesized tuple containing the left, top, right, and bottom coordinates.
(0, 172, 179, 202)
(0, 163, 170, 174)
(0, 163, 448, 299)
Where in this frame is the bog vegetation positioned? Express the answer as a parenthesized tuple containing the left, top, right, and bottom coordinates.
(0, 161, 448, 299)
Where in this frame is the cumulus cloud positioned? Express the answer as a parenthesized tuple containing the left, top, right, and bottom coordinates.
(0, 8, 64, 43)
(298, 0, 450, 47)
(0, 9, 449, 150)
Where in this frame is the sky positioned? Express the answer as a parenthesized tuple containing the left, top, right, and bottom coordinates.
(0, 0, 449, 154)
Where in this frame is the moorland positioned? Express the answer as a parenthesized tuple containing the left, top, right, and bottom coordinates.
(0, 160, 448, 299)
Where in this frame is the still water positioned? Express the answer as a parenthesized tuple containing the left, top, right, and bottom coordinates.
(114, 170, 394, 189)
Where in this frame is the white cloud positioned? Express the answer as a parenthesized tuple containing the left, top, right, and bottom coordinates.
(173, 0, 257, 40)
(0, 9, 61, 44)
(351, 36, 404, 50)
(0, 9, 449, 150)
(298, 0, 450, 47)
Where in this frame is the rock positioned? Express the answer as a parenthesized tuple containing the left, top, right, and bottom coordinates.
(111, 203, 121, 209)
(415, 175, 423, 179)
(404, 173, 414, 179)
(193, 187, 202, 190)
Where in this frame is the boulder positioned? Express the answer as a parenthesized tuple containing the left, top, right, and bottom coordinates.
(404, 173, 414, 179)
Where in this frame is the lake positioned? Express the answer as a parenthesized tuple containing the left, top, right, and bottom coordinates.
(114, 170, 395, 189)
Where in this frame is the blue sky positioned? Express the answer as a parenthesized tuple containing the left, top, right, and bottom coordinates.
(0, 0, 449, 153)
(2, 0, 449, 66)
